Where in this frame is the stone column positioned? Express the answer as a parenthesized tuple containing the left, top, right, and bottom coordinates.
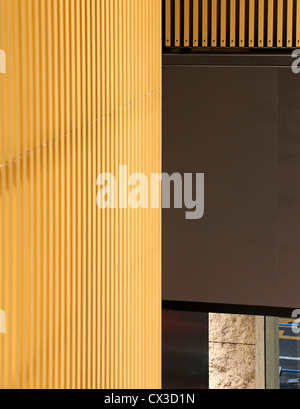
(209, 314, 256, 389)
(209, 314, 280, 389)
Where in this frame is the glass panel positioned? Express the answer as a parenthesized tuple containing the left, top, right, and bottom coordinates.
(279, 316, 300, 389)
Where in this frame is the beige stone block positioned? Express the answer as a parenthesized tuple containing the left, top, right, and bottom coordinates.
(209, 313, 256, 345)
(209, 342, 256, 389)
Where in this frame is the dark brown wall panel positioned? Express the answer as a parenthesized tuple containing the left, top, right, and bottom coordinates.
(163, 55, 300, 310)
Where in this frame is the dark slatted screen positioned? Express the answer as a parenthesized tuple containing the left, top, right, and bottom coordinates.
(164, 0, 300, 49)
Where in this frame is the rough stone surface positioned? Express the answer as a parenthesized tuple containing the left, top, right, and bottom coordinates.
(209, 313, 256, 389)
(209, 313, 256, 345)
(209, 342, 256, 390)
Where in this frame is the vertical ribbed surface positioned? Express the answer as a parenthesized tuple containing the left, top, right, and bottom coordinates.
(165, 0, 300, 49)
(0, 0, 162, 389)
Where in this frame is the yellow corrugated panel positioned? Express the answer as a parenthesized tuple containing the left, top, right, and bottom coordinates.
(0, 0, 161, 389)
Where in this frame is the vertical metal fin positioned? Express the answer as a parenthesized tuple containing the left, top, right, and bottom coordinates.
(297, 0, 300, 47)
(211, 0, 218, 47)
(230, 0, 236, 47)
(249, 0, 255, 47)
(287, 0, 294, 47)
(267, 0, 274, 47)
(258, 0, 265, 47)
(184, 0, 190, 46)
(221, 0, 227, 47)
(175, 0, 181, 46)
(277, 0, 284, 47)
(193, 0, 199, 47)
(239, 0, 246, 47)
(165, 0, 171, 46)
(202, 0, 208, 46)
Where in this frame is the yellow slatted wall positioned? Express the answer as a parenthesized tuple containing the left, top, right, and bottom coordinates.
(165, 0, 300, 48)
(0, 0, 162, 389)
